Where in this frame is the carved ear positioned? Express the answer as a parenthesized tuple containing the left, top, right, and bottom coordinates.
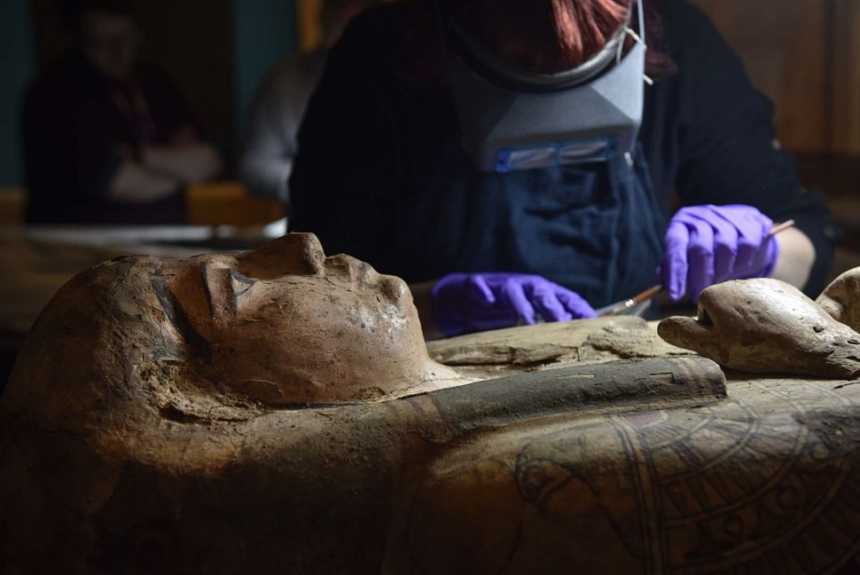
(150, 275, 212, 363)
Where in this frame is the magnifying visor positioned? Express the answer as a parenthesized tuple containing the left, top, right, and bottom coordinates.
(442, 0, 649, 173)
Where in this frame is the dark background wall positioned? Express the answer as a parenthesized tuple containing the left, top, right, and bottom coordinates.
(234, 1, 297, 141)
(693, 0, 860, 159)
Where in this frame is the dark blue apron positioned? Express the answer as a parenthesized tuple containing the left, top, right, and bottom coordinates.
(393, 143, 666, 309)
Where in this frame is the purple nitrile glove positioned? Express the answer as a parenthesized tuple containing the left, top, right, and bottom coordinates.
(661, 204, 780, 302)
(431, 273, 596, 337)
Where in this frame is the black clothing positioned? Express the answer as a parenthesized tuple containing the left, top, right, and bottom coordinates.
(23, 55, 190, 224)
(291, 0, 835, 299)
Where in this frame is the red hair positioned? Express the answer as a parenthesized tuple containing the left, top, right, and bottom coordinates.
(444, 0, 671, 75)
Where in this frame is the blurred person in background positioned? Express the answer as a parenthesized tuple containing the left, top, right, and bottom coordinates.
(22, 0, 222, 225)
(240, 0, 380, 205)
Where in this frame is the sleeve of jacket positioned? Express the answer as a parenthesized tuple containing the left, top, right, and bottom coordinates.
(289, 10, 401, 269)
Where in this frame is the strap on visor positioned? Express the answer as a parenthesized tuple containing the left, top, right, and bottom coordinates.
(442, 0, 646, 93)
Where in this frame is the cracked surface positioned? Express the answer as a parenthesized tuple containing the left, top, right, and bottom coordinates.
(428, 316, 689, 379)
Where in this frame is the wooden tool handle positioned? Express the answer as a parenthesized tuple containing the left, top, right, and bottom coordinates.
(767, 219, 795, 237)
(631, 284, 663, 305)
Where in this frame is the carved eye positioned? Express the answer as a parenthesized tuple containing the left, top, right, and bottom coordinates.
(230, 270, 256, 298)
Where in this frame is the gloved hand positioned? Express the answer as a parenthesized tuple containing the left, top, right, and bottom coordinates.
(662, 204, 779, 302)
(431, 273, 596, 337)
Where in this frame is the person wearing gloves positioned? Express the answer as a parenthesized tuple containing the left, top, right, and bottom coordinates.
(290, 0, 834, 338)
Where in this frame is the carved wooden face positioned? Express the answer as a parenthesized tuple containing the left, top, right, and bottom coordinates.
(151, 233, 456, 404)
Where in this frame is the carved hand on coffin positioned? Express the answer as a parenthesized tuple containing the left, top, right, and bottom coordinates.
(818, 267, 860, 333)
(658, 278, 860, 378)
